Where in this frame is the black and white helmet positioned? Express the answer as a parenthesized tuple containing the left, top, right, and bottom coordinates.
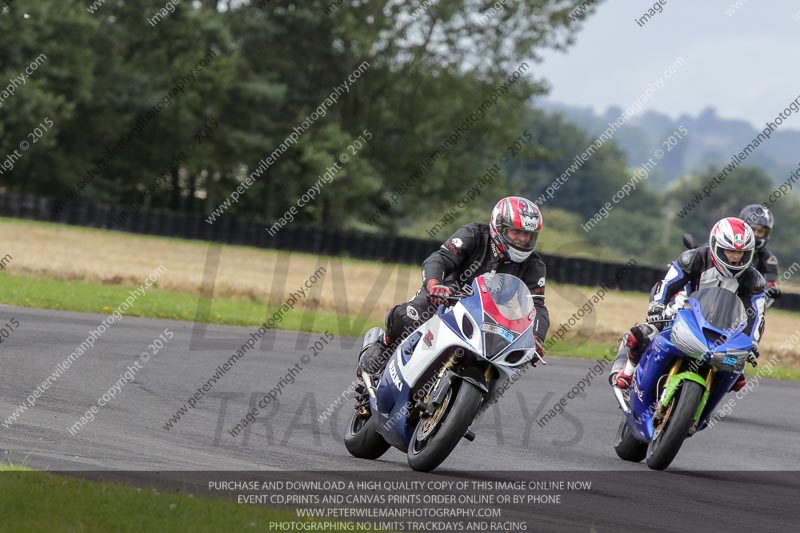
(739, 204, 774, 249)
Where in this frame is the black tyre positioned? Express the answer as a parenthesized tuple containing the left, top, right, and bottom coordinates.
(344, 411, 390, 460)
(645, 380, 705, 471)
(407, 381, 483, 472)
(614, 419, 647, 462)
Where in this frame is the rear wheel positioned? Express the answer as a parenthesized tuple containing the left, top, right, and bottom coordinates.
(407, 381, 483, 472)
(344, 411, 390, 460)
(614, 419, 647, 462)
(645, 380, 704, 470)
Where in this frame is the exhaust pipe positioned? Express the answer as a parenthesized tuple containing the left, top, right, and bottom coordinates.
(360, 370, 378, 400)
(613, 386, 631, 415)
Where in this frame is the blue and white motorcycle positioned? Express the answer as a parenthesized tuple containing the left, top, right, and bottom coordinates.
(345, 273, 542, 472)
(611, 286, 758, 470)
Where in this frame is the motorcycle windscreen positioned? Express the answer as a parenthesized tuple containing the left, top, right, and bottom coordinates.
(690, 287, 748, 332)
(474, 273, 534, 358)
(481, 320, 517, 358)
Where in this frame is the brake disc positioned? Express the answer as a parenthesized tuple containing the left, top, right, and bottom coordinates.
(418, 388, 453, 440)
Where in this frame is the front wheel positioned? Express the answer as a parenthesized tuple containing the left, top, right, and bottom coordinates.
(344, 412, 390, 460)
(614, 419, 647, 462)
(407, 381, 483, 472)
(645, 380, 705, 471)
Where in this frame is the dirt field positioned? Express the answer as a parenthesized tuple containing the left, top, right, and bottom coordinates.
(1, 219, 798, 365)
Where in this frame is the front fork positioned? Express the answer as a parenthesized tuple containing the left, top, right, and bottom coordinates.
(653, 359, 714, 435)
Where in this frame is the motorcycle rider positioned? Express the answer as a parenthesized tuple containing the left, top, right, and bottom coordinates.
(357, 196, 551, 385)
(739, 204, 782, 307)
(610, 217, 766, 392)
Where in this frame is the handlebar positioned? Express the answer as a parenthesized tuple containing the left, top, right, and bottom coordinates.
(435, 293, 466, 310)
(646, 316, 674, 325)
(435, 290, 471, 305)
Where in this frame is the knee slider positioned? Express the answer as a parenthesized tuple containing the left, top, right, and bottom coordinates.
(628, 323, 658, 360)
(359, 342, 387, 374)
(385, 306, 403, 343)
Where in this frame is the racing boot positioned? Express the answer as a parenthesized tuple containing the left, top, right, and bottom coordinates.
(614, 361, 636, 389)
(730, 345, 758, 392)
(357, 327, 390, 386)
(609, 324, 657, 389)
(731, 374, 746, 392)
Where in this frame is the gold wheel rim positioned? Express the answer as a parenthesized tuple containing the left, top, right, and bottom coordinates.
(653, 397, 675, 437)
(418, 389, 452, 440)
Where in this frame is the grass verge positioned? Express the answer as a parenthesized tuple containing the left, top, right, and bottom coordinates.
(0, 469, 321, 532)
(4, 216, 800, 359)
(0, 272, 366, 337)
(544, 337, 800, 380)
(2, 271, 799, 380)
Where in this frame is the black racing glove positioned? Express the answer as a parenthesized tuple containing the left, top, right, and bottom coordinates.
(748, 341, 760, 367)
(766, 284, 782, 300)
(646, 302, 666, 323)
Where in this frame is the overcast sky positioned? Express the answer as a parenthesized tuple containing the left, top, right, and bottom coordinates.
(537, 0, 800, 129)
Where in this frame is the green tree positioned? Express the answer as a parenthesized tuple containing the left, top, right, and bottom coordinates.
(669, 166, 800, 269)
(668, 166, 775, 238)
(0, 0, 97, 194)
(1, 0, 604, 234)
(511, 109, 658, 219)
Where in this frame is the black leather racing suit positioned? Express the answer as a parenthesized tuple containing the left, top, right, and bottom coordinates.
(753, 246, 780, 308)
(753, 246, 779, 286)
(385, 222, 550, 344)
(359, 223, 550, 378)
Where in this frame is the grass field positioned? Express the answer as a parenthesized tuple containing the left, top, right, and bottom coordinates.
(0, 217, 798, 525)
(1, 217, 799, 371)
(0, 467, 329, 532)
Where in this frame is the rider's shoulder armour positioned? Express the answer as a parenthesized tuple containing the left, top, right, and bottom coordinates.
(747, 268, 767, 293)
(676, 247, 706, 274)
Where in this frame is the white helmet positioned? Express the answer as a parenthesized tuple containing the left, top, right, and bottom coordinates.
(708, 217, 755, 278)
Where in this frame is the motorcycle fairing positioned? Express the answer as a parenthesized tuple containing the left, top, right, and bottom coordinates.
(369, 273, 537, 452)
(625, 288, 752, 443)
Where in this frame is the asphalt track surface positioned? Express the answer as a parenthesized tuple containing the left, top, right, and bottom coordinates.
(1, 305, 798, 531)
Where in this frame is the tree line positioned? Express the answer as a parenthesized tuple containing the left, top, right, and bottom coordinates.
(1, 0, 798, 267)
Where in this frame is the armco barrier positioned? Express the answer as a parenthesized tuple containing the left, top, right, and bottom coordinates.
(0, 192, 798, 311)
